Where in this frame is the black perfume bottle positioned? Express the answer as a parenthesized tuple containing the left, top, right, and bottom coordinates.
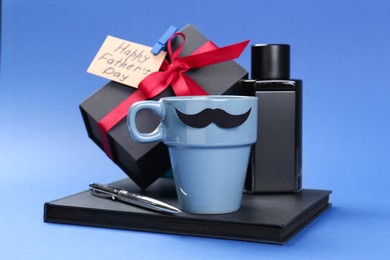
(240, 44, 302, 193)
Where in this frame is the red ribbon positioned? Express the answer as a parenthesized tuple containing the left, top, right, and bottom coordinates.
(98, 32, 249, 159)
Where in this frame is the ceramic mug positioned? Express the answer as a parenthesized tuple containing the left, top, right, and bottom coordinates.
(128, 95, 258, 214)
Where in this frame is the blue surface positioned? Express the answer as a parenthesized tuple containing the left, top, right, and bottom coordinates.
(1, 0, 389, 259)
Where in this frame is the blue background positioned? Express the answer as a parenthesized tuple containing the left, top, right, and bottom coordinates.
(1, 0, 389, 259)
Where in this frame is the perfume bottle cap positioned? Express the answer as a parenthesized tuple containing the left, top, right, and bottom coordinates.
(251, 44, 290, 80)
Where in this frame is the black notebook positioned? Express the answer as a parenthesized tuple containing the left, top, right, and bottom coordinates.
(44, 178, 331, 244)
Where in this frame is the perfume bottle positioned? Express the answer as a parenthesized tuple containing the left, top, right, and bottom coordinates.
(240, 44, 302, 193)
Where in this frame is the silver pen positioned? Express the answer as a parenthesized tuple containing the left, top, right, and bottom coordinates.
(89, 183, 182, 214)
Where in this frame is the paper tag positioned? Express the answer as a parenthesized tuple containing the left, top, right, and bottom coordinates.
(87, 35, 167, 87)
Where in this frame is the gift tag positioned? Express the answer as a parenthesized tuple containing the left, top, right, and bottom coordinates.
(87, 35, 167, 88)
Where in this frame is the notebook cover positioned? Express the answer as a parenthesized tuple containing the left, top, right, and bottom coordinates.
(44, 178, 331, 244)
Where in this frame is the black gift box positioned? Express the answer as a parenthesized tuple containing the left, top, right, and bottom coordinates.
(80, 25, 248, 189)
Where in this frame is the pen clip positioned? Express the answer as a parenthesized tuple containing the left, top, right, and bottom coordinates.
(90, 185, 117, 201)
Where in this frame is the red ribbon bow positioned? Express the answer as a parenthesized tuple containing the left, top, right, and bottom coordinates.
(98, 32, 249, 159)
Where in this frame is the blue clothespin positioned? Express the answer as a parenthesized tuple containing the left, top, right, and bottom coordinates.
(151, 25, 178, 55)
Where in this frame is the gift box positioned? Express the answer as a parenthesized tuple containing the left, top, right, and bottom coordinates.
(80, 24, 248, 189)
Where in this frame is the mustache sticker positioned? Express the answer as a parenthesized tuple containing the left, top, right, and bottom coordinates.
(175, 107, 251, 129)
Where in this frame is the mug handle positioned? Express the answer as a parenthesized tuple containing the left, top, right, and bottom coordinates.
(127, 100, 165, 143)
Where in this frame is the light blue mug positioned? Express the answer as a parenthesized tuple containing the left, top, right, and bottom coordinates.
(128, 95, 258, 214)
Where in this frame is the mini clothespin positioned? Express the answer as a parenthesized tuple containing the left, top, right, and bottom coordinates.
(151, 25, 178, 55)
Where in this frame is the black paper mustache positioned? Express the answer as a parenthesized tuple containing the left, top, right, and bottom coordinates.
(175, 107, 251, 129)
